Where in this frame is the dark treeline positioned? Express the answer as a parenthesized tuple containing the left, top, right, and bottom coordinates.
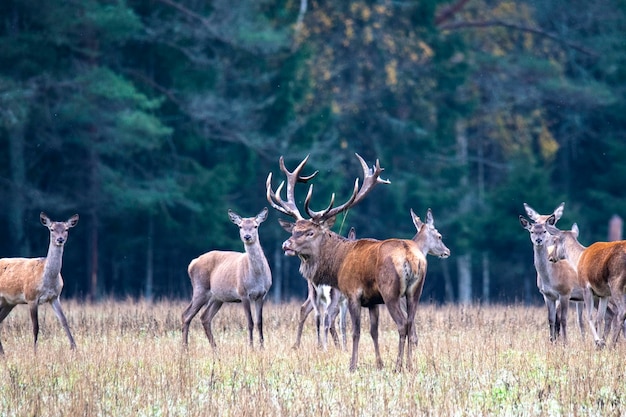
(1, 0, 625, 304)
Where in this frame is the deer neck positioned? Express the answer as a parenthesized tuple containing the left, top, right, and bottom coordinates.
(300, 232, 349, 287)
(43, 241, 64, 285)
(533, 244, 553, 282)
(244, 241, 268, 277)
(412, 232, 428, 255)
(565, 238, 586, 272)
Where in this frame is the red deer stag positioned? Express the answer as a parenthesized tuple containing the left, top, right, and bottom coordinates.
(268, 153, 433, 372)
(0, 212, 79, 354)
(292, 226, 353, 351)
(546, 221, 626, 347)
(519, 203, 584, 343)
(182, 208, 272, 349)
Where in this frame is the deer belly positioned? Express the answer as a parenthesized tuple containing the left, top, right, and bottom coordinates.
(0, 292, 27, 305)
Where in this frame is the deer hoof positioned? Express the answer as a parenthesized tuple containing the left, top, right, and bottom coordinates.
(595, 339, 606, 349)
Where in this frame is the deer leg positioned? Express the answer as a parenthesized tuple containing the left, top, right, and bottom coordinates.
(29, 302, 39, 353)
(200, 299, 223, 349)
(544, 295, 558, 342)
(339, 300, 348, 350)
(583, 288, 604, 346)
(181, 292, 210, 347)
(325, 299, 341, 349)
(609, 291, 626, 346)
(575, 301, 585, 338)
(51, 298, 76, 350)
(254, 299, 265, 348)
(0, 305, 16, 355)
(557, 295, 569, 344)
(367, 306, 383, 370)
(347, 299, 361, 372)
(241, 298, 255, 348)
(293, 292, 315, 349)
(385, 297, 408, 373)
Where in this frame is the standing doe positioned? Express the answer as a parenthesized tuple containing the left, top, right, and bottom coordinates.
(182, 208, 272, 349)
(268, 153, 448, 372)
(519, 203, 584, 343)
(546, 221, 626, 347)
(0, 212, 79, 354)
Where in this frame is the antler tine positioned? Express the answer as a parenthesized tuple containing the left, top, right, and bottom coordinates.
(266, 174, 295, 217)
(314, 153, 389, 221)
(304, 184, 338, 220)
(266, 155, 319, 220)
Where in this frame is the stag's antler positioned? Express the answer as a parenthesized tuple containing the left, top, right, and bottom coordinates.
(304, 153, 390, 221)
(266, 155, 319, 220)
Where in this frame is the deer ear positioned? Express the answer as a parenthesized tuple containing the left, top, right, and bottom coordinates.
(519, 215, 531, 230)
(572, 223, 579, 238)
(228, 209, 242, 226)
(40, 212, 51, 227)
(323, 216, 336, 229)
(348, 227, 356, 240)
(67, 214, 79, 227)
(256, 207, 269, 223)
(552, 202, 565, 221)
(410, 209, 423, 232)
(546, 214, 557, 226)
(523, 203, 540, 221)
(426, 208, 434, 226)
(278, 218, 294, 233)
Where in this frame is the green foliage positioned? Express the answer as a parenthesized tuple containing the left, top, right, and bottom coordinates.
(0, 0, 624, 301)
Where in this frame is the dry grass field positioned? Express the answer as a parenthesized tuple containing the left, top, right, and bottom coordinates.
(0, 299, 624, 416)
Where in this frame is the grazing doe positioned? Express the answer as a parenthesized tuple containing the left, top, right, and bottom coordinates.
(268, 153, 448, 372)
(0, 212, 79, 354)
(182, 208, 272, 349)
(519, 203, 584, 343)
(546, 221, 626, 347)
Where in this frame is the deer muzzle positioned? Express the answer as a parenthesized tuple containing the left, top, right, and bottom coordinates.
(282, 240, 297, 257)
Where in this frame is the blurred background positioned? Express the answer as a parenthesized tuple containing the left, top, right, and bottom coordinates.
(0, 0, 624, 304)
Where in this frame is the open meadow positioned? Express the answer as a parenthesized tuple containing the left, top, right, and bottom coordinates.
(0, 300, 624, 416)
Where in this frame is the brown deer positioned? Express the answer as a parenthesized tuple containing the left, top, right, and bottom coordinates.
(519, 203, 584, 343)
(182, 208, 272, 349)
(0, 212, 79, 354)
(546, 221, 626, 347)
(292, 226, 354, 351)
(268, 153, 441, 372)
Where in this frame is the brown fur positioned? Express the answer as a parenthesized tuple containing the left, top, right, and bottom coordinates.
(281, 219, 428, 372)
(520, 203, 584, 343)
(548, 224, 626, 347)
(0, 212, 79, 354)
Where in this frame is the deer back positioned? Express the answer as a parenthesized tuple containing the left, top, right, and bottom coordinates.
(578, 241, 626, 298)
(337, 238, 426, 306)
(0, 257, 50, 303)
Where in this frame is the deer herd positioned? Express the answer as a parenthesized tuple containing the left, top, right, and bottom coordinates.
(0, 154, 625, 371)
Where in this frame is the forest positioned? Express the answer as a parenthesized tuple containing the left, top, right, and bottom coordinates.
(0, 0, 624, 304)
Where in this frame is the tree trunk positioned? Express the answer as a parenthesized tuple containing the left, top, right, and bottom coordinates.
(8, 124, 28, 256)
(272, 244, 283, 302)
(482, 252, 490, 303)
(145, 215, 154, 301)
(457, 253, 472, 304)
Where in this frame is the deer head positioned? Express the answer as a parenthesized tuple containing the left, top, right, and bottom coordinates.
(228, 207, 268, 246)
(268, 153, 389, 260)
(40, 212, 79, 247)
(410, 208, 450, 259)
